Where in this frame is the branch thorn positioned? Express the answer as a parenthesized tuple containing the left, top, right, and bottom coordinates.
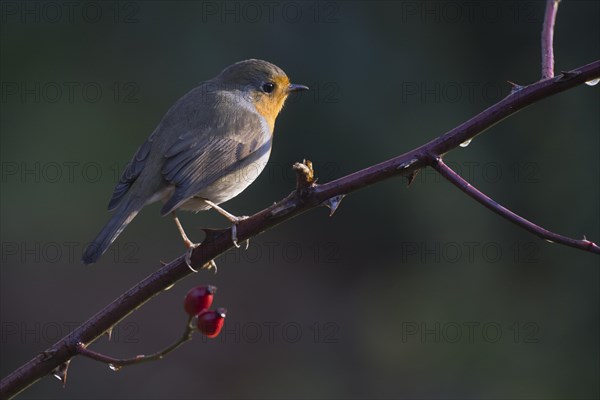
(322, 194, 346, 216)
(507, 80, 525, 94)
(201, 228, 226, 243)
(51, 361, 70, 388)
(406, 171, 419, 187)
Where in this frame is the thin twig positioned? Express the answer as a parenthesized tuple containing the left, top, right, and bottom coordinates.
(77, 316, 195, 369)
(1, 60, 599, 399)
(428, 155, 600, 255)
(542, 0, 561, 79)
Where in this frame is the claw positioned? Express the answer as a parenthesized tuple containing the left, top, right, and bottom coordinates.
(203, 259, 218, 273)
(184, 244, 217, 273)
(230, 216, 249, 248)
(184, 243, 200, 273)
(232, 224, 240, 248)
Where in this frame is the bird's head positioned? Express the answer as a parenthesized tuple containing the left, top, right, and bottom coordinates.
(215, 59, 308, 130)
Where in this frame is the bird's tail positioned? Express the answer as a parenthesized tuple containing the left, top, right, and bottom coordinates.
(82, 199, 141, 264)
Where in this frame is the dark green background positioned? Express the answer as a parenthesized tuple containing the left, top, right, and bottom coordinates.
(1, 1, 598, 399)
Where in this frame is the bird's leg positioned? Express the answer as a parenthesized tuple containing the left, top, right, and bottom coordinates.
(171, 211, 217, 273)
(202, 200, 244, 222)
(202, 200, 250, 249)
(171, 211, 196, 249)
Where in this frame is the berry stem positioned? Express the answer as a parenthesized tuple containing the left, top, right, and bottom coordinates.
(76, 316, 195, 369)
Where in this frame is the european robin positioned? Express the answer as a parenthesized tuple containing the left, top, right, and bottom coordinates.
(82, 59, 308, 265)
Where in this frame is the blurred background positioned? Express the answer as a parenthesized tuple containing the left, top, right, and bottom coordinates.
(1, 1, 598, 399)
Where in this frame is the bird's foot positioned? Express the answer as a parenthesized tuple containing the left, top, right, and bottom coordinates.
(183, 243, 218, 273)
(230, 216, 250, 249)
(201, 200, 250, 249)
(184, 243, 200, 272)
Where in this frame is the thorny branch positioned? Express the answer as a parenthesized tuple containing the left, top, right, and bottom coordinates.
(428, 155, 599, 254)
(3, 59, 598, 400)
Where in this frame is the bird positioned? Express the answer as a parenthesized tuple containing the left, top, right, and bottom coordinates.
(82, 59, 308, 266)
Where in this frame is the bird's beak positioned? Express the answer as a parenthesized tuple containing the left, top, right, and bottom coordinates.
(288, 83, 309, 92)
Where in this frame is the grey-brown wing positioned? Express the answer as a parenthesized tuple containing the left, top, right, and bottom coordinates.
(159, 121, 269, 216)
(107, 136, 154, 210)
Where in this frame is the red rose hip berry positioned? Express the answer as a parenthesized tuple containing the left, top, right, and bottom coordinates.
(184, 285, 216, 316)
(197, 308, 227, 338)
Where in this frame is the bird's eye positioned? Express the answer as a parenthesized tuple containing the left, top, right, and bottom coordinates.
(261, 82, 275, 93)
